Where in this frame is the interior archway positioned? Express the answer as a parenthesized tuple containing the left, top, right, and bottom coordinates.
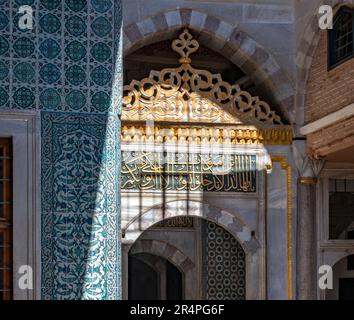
(325, 254, 354, 300)
(121, 28, 291, 301)
(128, 253, 183, 300)
(128, 254, 160, 300)
(127, 216, 246, 300)
(123, 10, 295, 123)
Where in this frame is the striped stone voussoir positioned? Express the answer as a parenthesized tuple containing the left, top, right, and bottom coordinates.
(123, 8, 295, 124)
(130, 239, 195, 272)
(124, 200, 261, 255)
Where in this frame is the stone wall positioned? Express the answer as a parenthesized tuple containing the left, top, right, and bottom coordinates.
(307, 115, 354, 158)
(122, 0, 296, 82)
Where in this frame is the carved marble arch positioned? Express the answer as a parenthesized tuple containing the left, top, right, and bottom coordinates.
(122, 29, 284, 127)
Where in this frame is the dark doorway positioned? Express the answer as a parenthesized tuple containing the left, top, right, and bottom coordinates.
(128, 255, 159, 300)
(339, 278, 354, 300)
(128, 253, 183, 300)
(0, 138, 13, 300)
(166, 260, 183, 300)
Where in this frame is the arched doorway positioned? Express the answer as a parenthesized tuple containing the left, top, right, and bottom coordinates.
(325, 254, 354, 300)
(128, 254, 160, 300)
(123, 9, 295, 123)
(127, 217, 246, 300)
(121, 28, 292, 300)
(128, 253, 183, 300)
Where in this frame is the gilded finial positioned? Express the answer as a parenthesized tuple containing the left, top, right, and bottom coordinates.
(172, 29, 199, 64)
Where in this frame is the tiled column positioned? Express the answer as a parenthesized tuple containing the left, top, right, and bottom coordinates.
(41, 112, 121, 300)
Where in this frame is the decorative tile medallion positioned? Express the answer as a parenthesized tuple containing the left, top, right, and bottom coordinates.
(14, 62, 35, 83)
(40, 0, 61, 10)
(40, 13, 61, 34)
(65, 40, 86, 62)
(40, 88, 61, 110)
(39, 39, 61, 59)
(92, 0, 112, 13)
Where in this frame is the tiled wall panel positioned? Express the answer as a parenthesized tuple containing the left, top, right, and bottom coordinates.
(0, 0, 122, 299)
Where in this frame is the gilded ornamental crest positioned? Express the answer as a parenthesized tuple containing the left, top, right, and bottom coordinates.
(122, 29, 283, 125)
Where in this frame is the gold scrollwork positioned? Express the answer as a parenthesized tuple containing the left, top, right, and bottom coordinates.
(122, 29, 283, 126)
(121, 125, 293, 145)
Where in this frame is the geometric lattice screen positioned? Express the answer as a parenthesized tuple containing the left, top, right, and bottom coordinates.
(202, 221, 246, 300)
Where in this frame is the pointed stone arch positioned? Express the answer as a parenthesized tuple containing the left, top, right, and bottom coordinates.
(123, 199, 260, 255)
(130, 239, 195, 273)
(123, 8, 295, 124)
(122, 199, 265, 300)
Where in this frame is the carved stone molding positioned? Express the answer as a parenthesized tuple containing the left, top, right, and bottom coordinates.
(299, 177, 318, 185)
(122, 125, 293, 145)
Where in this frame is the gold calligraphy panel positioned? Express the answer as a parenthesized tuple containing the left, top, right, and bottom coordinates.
(154, 217, 194, 228)
(121, 151, 257, 192)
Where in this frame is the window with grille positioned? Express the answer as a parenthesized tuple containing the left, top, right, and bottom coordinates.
(329, 7, 354, 68)
(329, 179, 354, 240)
(0, 138, 12, 300)
(347, 231, 354, 271)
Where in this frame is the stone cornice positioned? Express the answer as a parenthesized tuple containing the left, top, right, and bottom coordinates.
(122, 124, 293, 146)
(300, 103, 354, 136)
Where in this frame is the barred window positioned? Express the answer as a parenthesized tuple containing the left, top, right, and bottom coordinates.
(0, 138, 12, 300)
(329, 7, 354, 68)
(329, 179, 354, 240)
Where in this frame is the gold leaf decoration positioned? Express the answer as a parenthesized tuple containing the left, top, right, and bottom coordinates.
(122, 29, 283, 126)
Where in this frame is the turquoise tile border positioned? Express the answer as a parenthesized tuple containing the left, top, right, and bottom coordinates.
(41, 111, 120, 300)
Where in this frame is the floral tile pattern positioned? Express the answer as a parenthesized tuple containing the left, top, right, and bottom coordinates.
(41, 112, 121, 300)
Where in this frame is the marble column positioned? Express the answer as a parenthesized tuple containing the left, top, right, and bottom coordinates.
(122, 243, 131, 300)
(293, 141, 325, 300)
(297, 177, 317, 300)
